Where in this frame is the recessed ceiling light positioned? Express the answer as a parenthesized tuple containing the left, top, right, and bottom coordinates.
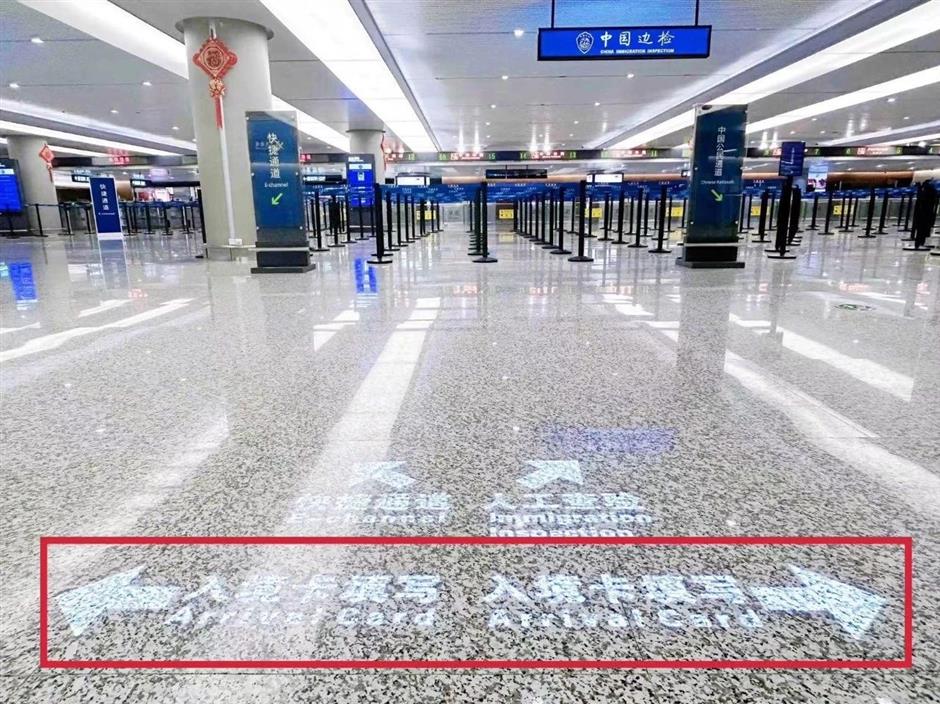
(573, 120, 579, 124)
(789, 130, 795, 134)
(887, 97, 896, 102)
(30, 36, 44, 44)
(490, 104, 496, 109)
(142, 80, 152, 86)
(903, 115, 910, 120)
(627, 73, 635, 79)
(8, 82, 20, 89)
(820, 130, 826, 134)
(110, 109, 119, 114)
(513, 28, 524, 38)
(594, 101, 601, 107)
(811, 117, 817, 122)
(171, 125, 179, 131)
(485, 121, 490, 126)
(569, 133, 574, 137)
(501, 75, 508, 80)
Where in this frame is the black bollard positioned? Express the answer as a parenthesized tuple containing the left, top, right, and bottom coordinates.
(311, 193, 328, 251)
(614, 187, 626, 245)
(474, 181, 497, 263)
(858, 188, 877, 239)
(821, 190, 834, 235)
(808, 192, 819, 230)
(767, 176, 797, 259)
(586, 191, 595, 238)
(395, 193, 406, 247)
(752, 189, 770, 243)
(598, 192, 612, 241)
(787, 186, 802, 246)
(628, 188, 645, 248)
(642, 189, 651, 237)
(877, 189, 889, 234)
(568, 180, 594, 262)
(542, 191, 557, 249)
(551, 187, 572, 255)
(385, 191, 399, 252)
(649, 185, 671, 254)
(368, 184, 392, 264)
(329, 195, 344, 247)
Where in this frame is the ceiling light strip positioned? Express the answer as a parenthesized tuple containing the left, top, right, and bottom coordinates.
(746, 65, 940, 134)
(257, 0, 436, 152)
(822, 119, 940, 146)
(0, 136, 109, 157)
(16, 0, 350, 151)
(0, 120, 179, 156)
(609, 0, 940, 149)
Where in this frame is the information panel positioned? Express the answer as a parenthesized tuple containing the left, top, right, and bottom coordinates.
(538, 25, 711, 60)
(778, 141, 806, 177)
(246, 110, 306, 246)
(678, 104, 747, 269)
(0, 161, 25, 213)
(89, 177, 123, 240)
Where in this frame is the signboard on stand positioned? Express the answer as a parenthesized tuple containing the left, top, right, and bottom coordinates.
(246, 110, 312, 273)
(677, 104, 747, 269)
(807, 162, 829, 192)
(778, 141, 806, 177)
(89, 176, 124, 240)
(538, 25, 711, 61)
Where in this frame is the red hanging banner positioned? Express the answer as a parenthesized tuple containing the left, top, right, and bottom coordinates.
(192, 36, 238, 129)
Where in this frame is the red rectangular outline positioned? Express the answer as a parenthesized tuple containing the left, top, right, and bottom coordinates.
(40, 535, 913, 670)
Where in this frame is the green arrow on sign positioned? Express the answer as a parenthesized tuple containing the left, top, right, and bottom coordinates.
(271, 192, 284, 206)
(710, 189, 723, 202)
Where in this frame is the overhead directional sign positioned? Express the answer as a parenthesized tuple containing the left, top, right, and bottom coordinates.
(518, 460, 583, 489)
(538, 25, 711, 61)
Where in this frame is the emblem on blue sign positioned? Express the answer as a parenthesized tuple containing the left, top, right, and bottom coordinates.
(576, 32, 593, 54)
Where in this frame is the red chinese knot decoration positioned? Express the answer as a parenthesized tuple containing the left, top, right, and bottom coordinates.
(192, 36, 238, 129)
(38, 143, 55, 181)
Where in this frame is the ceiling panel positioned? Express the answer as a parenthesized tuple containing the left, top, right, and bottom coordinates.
(366, 0, 900, 150)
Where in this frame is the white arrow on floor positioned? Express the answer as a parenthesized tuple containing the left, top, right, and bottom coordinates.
(349, 461, 415, 490)
(55, 566, 181, 636)
(517, 460, 583, 490)
(749, 565, 887, 639)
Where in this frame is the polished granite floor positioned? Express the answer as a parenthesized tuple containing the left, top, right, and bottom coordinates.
(1, 221, 938, 703)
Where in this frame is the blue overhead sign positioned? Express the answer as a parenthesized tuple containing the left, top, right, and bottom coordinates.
(89, 176, 123, 239)
(246, 110, 306, 246)
(778, 141, 806, 177)
(538, 25, 711, 60)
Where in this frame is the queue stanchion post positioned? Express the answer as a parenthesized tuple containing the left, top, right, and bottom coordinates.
(598, 192, 612, 242)
(473, 181, 497, 263)
(614, 186, 626, 245)
(767, 175, 797, 259)
(367, 184, 392, 264)
(877, 189, 889, 235)
(850, 193, 861, 230)
(858, 187, 877, 239)
(738, 191, 747, 234)
(642, 189, 651, 237)
(666, 191, 674, 234)
(396, 193, 406, 247)
(586, 190, 595, 238)
(648, 184, 672, 254)
(410, 196, 417, 241)
(902, 191, 915, 239)
(752, 190, 769, 243)
(820, 190, 834, 235)
(787, 186, 802, 246)
(569, 190, 576, 233)
(468, 188, 482, 256)
(808, 192, 819, 230)
(628, 188, 645, 248)
(543, 191, 557, 249)
(311, 192, 328, 251)
(568, 180, 594, 262)
(329, 195, 344, 248)
(896, 192, 907, 231)
(744, 192, 754, 231)
(551, 187, 572, 255)
(385, 191, 399, 252)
